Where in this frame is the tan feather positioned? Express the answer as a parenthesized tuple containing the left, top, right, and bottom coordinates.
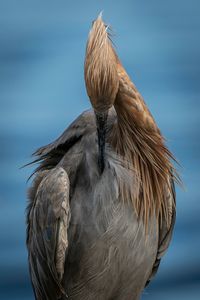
(84, 14, 119, 112)
(85, 15, 180, 230)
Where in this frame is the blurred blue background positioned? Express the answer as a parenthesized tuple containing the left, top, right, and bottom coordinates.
(0, 0, 199, 299)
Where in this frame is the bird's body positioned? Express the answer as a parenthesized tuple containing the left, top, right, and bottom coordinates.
(27, 15, 177, 300)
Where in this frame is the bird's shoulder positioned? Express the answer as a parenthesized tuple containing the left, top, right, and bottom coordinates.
(35, 109, 96, 156)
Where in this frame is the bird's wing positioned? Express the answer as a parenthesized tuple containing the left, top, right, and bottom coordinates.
(27, 167, 70, 300)
(146, 179, 176, 286)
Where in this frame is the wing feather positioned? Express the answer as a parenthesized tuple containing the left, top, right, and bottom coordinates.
(27, 167, 70, 300)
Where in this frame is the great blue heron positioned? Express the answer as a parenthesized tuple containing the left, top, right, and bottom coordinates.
(26, 15, 178, 300)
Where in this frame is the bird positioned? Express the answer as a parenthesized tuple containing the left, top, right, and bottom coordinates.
(26, 14, 178, 300)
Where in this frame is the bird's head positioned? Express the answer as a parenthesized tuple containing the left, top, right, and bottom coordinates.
(84, 14, 119, 172)
(84, 13, 119, 113)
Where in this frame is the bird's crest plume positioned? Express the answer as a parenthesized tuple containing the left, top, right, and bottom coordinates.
(84, 14, 119, 112)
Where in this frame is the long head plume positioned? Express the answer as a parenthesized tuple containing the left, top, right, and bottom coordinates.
(84, 14, 180, 229)
(84, 13, 119, 112)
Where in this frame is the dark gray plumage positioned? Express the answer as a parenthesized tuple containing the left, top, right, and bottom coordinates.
(26, 15, 177, 300)
(27, 110, 175, 300)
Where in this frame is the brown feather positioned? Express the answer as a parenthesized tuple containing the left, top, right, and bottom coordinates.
(85, 15, 180, 230)
(84, 13, 119, 112)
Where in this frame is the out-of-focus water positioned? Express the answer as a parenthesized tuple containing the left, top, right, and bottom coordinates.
(0, 1, 199, 299)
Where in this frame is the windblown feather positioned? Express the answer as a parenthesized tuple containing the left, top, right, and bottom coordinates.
(84, 15, 179, 230)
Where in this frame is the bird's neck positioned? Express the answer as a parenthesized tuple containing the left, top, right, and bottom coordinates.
(109, 63, 176, 228)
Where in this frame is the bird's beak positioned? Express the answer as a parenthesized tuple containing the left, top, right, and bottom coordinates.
(95, 110, 108, 174)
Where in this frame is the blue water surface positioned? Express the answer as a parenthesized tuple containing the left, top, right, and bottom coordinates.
(0, 1, 199, 299)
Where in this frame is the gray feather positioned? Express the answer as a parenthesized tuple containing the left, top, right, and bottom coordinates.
(27, 109, 175, 300)
(27, 167, 70, 300)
